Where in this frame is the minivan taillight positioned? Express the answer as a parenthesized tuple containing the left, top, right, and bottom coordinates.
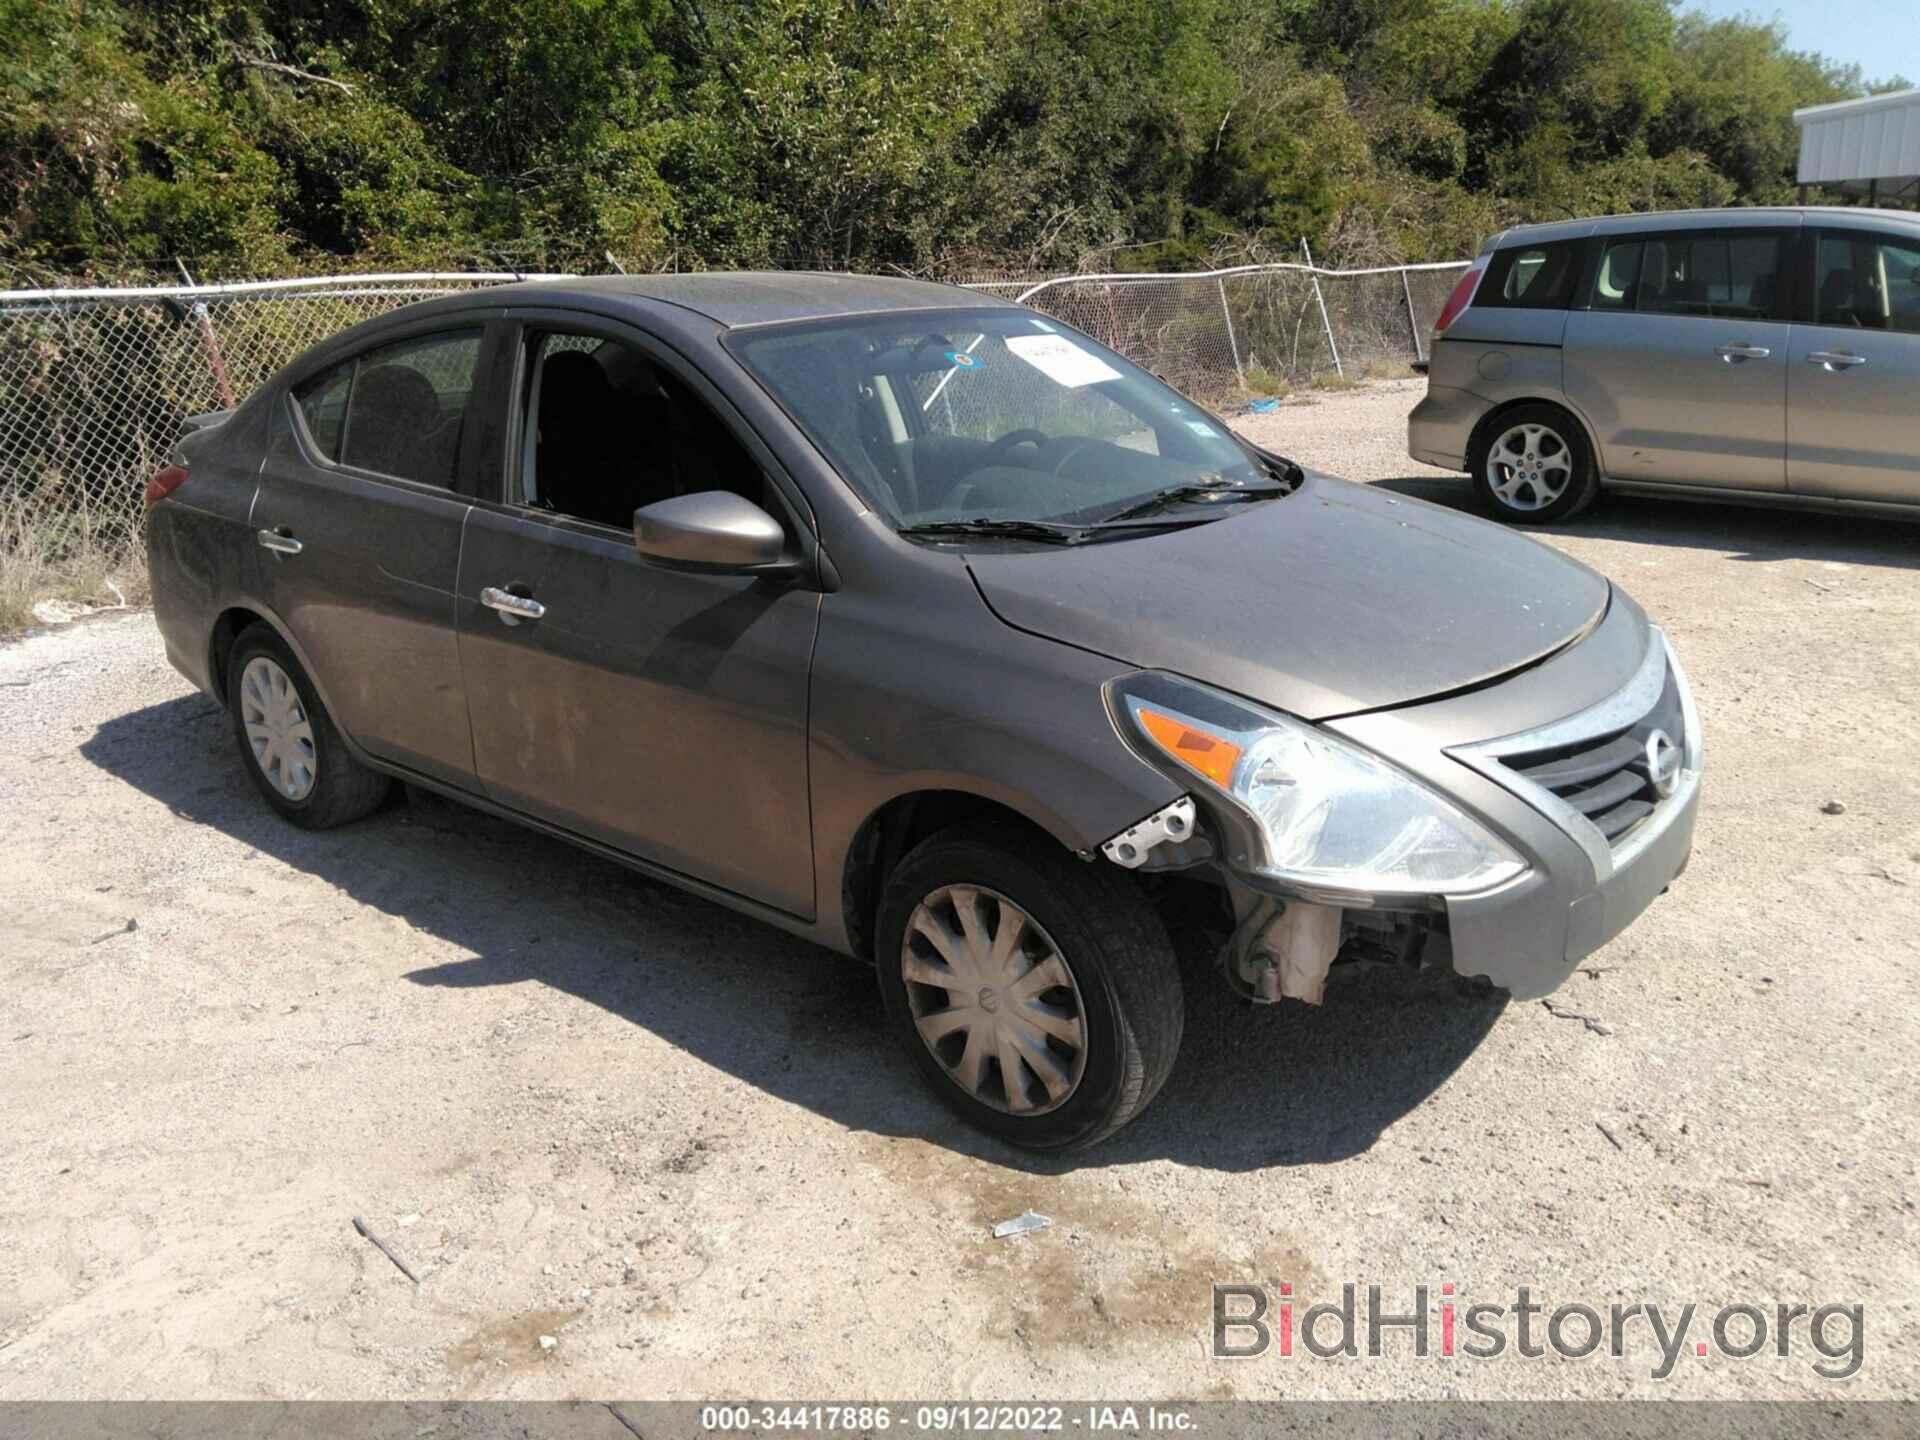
(1432, 260, 1487, 338)
(145, 465, 190, 508)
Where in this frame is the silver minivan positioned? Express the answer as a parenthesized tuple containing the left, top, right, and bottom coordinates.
(1409, 206, 1920, 523)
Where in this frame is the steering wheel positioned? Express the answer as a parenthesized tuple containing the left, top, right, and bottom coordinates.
(979, 428, 1049, 467)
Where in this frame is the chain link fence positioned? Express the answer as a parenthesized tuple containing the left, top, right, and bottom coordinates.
(965, 261, 1471, 399)
(0, 274, 556, 564)
(0, 260, 1467, 570)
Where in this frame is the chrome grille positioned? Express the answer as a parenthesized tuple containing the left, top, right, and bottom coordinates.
(1493, 667, 1686, 849)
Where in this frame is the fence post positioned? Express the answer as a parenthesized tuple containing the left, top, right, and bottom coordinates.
(1301, 239, 1342, 379)
(1216, 277, 1245, 389)
(1399, 266, 1425, 365)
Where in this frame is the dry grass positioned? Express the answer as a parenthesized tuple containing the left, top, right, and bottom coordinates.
(0, 521, 148, 638)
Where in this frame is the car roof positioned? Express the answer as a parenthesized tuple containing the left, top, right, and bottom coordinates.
(474, 271, 1018, 329)
(1488, 206, 1920, 250)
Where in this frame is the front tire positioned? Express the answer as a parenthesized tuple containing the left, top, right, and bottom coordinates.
(226, 625, 391, 829)
(1469, 403, 1599, 524)
(876, 823, 1184, 1150)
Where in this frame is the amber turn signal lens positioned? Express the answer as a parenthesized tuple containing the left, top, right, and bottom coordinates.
(1137, 707, 1242, 787)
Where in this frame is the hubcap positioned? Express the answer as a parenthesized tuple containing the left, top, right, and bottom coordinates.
(901, 886, 1088, 1116)
(240, 656, 317, 801)
(1486, 422, 1573, 511)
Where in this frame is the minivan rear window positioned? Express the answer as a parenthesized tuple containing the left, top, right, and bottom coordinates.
(1477, 242, 1579, 311)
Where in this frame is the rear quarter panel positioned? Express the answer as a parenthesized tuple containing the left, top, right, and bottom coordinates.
(147, 406, 268, 695)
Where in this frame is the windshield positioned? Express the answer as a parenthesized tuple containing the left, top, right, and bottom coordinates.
(729, 309, 1268, 529)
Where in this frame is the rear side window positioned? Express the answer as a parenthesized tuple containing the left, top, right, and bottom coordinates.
(1815, 231, 1920, 333)
(295, 364, 352, 461)
(1478, 242, 1579, 310)
(1590, 241, 1643, 310)
(293, 329, 483, 487)
(1607, 233, 1782, 320)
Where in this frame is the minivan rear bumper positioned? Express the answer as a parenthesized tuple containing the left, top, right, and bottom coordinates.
(1407, 383, 1488, 472)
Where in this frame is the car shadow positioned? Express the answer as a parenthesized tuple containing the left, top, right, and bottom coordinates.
(80, 694, 1503, 1175)
(1368, 475, 1920, 571)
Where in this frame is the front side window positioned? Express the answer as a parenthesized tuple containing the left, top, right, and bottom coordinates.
(1627, 234, 1781, 320)
(730, 311, 1261, 527)
(294, 329, 482, 486)
(519, 330, 772, 532)
(1815, 231, 1920, 333)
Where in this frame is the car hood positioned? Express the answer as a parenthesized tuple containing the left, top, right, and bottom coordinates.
(963, 473, 1611, 720)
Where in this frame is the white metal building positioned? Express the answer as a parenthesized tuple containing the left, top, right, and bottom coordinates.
(1794, 87, 1920, 205)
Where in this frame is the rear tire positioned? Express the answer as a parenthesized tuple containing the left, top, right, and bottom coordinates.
(1469, 403, 1599, 524)
(877, 822, 1184, 1150)
(226, 625, 391, 829)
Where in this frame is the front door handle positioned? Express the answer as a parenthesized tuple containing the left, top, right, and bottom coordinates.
(480, 585, 546, 625)
(257, 527, 303, 556)
(1806, 350, 1867, 370)
(1715, 342, 1771, 361)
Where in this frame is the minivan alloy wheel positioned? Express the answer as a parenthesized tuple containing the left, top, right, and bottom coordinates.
(901, 885, 1088, 1115)
(1485, 421, 1572, 511)
(239, 656, 317, 801)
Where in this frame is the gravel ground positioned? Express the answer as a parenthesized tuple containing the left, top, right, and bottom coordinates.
(2, 378, 1916, 1401)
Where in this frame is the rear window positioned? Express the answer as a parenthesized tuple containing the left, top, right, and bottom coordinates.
(1477, 242, 1579, 311)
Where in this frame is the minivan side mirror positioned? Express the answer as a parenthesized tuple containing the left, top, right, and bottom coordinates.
(633, 491, 794, 576)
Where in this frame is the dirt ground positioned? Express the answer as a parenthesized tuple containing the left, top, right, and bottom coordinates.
(2, 379, 1916, 1401)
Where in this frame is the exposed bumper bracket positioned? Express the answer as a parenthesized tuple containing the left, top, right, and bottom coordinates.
(1101, 796, 1200, 870)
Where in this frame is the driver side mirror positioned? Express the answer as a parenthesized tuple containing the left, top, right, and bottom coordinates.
(633, 491, 796, 576)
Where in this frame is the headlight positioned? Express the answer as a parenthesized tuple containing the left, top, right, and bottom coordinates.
(1109, 674, 1526, 897)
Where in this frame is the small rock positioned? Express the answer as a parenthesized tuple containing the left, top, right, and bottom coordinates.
(542, 1264, 554, 1276)
(1821, 800, 1846, 815)
(397, 1213, 422, 1228)
(538, 1334, 557, 1351)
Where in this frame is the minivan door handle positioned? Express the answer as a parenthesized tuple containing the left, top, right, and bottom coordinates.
(1806, 350, 1867, 370)
(480, 585, 546, 625)
(256, 527, 303, 556)
(1715, 342, 1771, 362)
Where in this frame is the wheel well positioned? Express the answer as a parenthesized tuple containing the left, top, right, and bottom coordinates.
(1467, 397, 1600, 474)
(207, 606, 269, 698)
(841, 791, 1060, 962)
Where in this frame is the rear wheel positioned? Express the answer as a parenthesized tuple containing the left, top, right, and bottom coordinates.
(877, 823, 1183, 1150)
(226, 625, 391, 829)
(1469, 403, 1598, 524)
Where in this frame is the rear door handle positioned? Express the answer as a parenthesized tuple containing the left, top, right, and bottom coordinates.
(1715, 342, 1771, 361)
(480, 585, 546, 625)
(257, 527, 303, 556)
(1806, 350, 1867, 370)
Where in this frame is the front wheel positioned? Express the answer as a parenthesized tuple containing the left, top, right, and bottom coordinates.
(876, 823, 1184, 1150)
(1469, 404, 1599, 524)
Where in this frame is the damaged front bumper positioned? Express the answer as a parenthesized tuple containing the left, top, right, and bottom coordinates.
(1101, 609, 1701, 1003)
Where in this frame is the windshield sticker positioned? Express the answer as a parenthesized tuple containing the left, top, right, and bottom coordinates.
(1184, 420, 1219, 438)
(1005, 333, 1121, 388)
(944, 350, 982, 369)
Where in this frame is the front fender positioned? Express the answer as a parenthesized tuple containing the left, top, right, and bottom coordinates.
(806, 586, 1183, 955)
